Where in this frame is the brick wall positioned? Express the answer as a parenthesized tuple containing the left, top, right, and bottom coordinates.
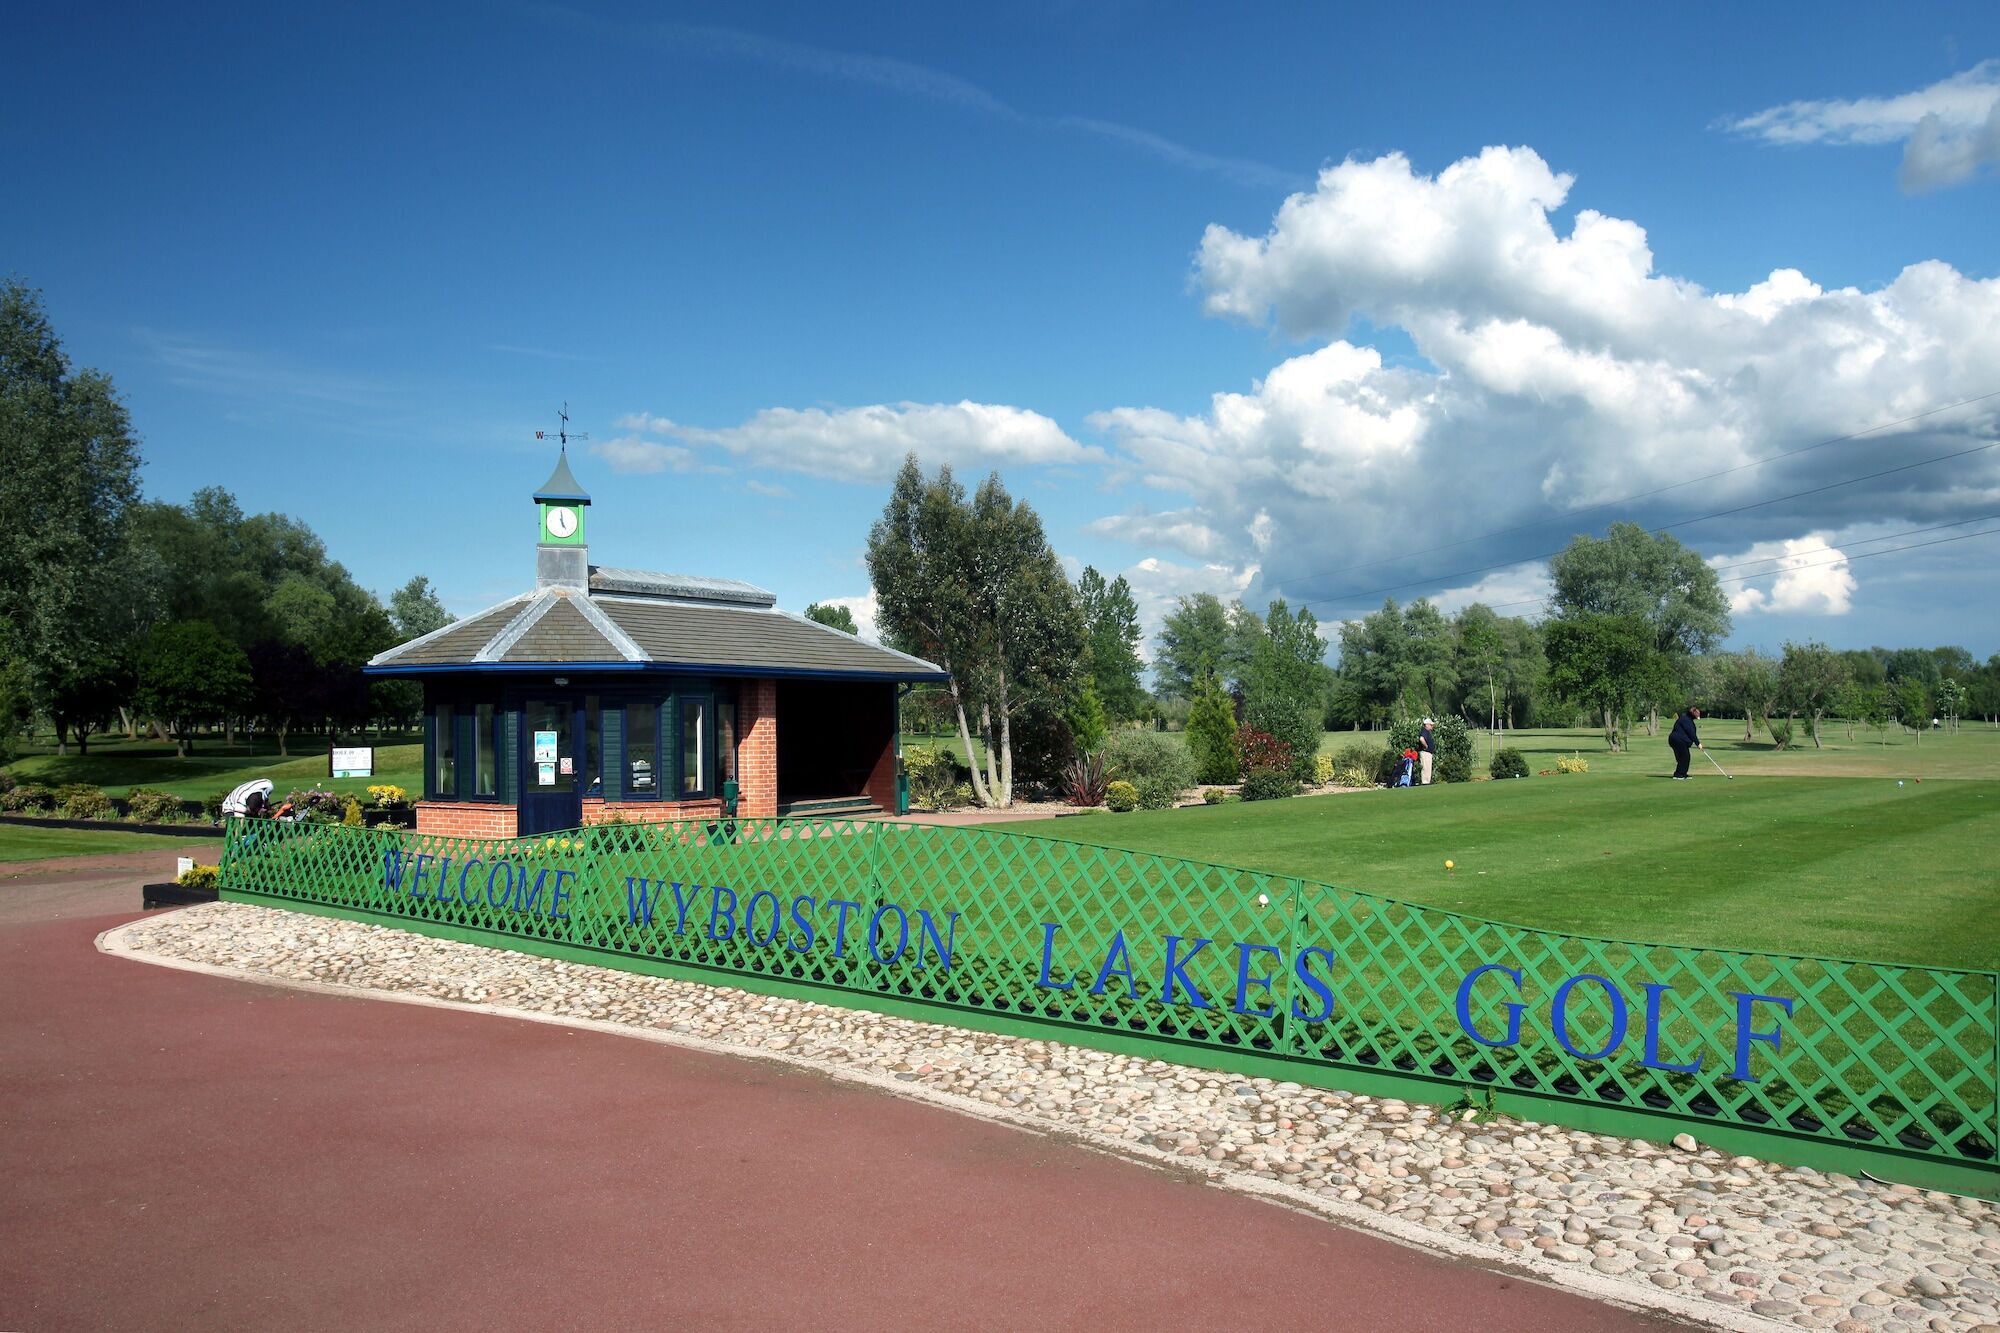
(738, 678, 778, 817)
(580, 797, 723, 825)
(415, 801, 518, 839)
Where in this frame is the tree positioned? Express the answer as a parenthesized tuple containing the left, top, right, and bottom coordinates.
(1241, 598, 1328, 780)
(1935, 677, 1965, 735)
(1893, 677, 1932, 746)
(804, 602, 859, 634)
(866, 457, 1083, 808)
(1185, 673, 1239, 783)
(1453, 604, 1505, 744)
(136, 621, 251, 757)
(1777, 641, 1849, 749)
(1400, 598, 1456, 717)
(1063, 681, 1108, 754)
(1549, 523, 1730, 732)
(44, 647, 132, 756)
(1333, 599, 1410, 728)
(1076, 567, 1147, 722)
(390, 576, 453, 639)
(0, 281, 150, 750)
(1155, 593, 1232, 698)
(1543, 613, 1664, 750)
(1711, 649, 1776, 743)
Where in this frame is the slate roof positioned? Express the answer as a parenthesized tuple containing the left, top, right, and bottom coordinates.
(367, 569, 945, 681)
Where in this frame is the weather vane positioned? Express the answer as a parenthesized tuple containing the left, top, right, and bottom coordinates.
(535, 403, 589, 449)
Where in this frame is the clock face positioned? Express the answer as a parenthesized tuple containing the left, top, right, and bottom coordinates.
(546, 506, 579, 539)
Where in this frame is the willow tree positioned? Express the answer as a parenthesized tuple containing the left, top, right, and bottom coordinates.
(867, 456, 1083, 807)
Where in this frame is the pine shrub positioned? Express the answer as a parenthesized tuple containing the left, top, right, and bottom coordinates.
(1105, 780, 1139, 813)
(1490, 748, 1529, 780)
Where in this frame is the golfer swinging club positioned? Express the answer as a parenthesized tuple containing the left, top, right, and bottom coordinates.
(1668, 703, 1703, 781)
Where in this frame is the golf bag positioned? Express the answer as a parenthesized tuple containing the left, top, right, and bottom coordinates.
(1393, 755, 1416, 788)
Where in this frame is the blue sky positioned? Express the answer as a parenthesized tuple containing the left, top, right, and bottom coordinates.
(8, 2, 1999, 658)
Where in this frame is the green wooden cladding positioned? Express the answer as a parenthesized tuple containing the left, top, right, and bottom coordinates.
(219, 815, 1998, 1191)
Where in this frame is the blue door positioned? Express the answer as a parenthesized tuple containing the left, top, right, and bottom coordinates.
(519, 698, 582, 835)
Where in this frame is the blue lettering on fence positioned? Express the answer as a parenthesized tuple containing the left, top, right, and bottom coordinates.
(374, 859, 1796, 1086)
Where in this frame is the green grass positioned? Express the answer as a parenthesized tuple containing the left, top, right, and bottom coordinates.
(6, 734, 423, 802)
(0, 824, 217, 863)
(1009, 740, 2000, 972)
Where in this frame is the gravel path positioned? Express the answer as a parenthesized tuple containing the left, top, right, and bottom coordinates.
(110, 902, 1999, 1332)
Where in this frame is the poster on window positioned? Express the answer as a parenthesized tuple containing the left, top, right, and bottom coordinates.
(533, 730, 559, 762)
(537, 761, 557, 786)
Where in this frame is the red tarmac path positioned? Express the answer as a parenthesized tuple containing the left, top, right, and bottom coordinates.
(0, 850, 1684, 1331)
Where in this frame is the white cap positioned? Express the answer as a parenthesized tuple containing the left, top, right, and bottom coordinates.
(1422, 717, 1434, 727)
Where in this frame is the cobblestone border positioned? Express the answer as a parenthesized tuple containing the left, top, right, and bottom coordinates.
(103, 904, 2000, 1332)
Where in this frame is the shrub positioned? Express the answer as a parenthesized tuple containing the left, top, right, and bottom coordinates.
(1332, 764, 1375, 789)
(1202, 787, 1228, 805)
(203, 790, 230, 820)
(1062, 751, 1107, 807)
(1, 784, 53, 813)
(1243, 694, 1319, 781)
(1134, 776, 1180, 810)
(176, 863, 219, 889)
(342, 796, 364, 827)
(0, 769, 14, 794)
(1767, 718, 1794, 749)
(59, 786, 114, 820)
(1434, 716, 1474, 783)
(1311, 753, 1334, 786)
(1239, 769, 1299, 801)
(1556, 754, 1589, 774)
(367, 784, 410, 808)
(125, 788, 186, 823)
(1372, 748, 1405, 786)
(1236, 728, 1294, 776)
(904, 746, 970, 811)
(1185, 675, 1239, 783)
(1105, 780, 1139, 813)
(1103, 730, 1196, 793)
(1490, 748, 1529, 780)
(286, 787, 347, 824)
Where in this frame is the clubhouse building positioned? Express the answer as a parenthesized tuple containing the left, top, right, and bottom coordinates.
(365, 451, 946, 838)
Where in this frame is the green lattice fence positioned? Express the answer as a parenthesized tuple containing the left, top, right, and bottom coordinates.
(218, 815, 1998, 1185)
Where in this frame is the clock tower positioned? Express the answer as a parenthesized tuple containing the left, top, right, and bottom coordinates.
(534, 447, 592, 590)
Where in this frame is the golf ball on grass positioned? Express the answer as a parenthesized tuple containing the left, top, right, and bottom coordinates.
(1445, 860, 1455, 871)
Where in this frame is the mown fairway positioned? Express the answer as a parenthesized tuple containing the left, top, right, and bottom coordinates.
(0, 825, 216, 863)
(1010, 727, 2000, 971)
(6, 737, 423, 802)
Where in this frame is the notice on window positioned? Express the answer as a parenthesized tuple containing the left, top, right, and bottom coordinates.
(558, 757, 573, 776)
(537, 761, 557, 787)
(533, 730, 559, 762)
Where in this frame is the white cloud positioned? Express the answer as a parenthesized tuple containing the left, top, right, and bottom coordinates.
(1722, 60, 2000, 191)
(1428, 564, 1555, 618)
(745, 478, 793, 498)
(814, 590, 881, 642)
(613, 401, 1102, 481)
(591, 433, 706, 474)
(1089, 146, 2000, 620)
(1714, 533, 1857, 616)
(1116, 556, 1261, 653)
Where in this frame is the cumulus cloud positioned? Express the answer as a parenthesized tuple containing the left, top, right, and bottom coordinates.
(1722, 60, 2000, 191)
(1713, 533, 1857, 616)
(1079, 146, 2000, 621)
(610, 402, 1102, 481)
(812, 590, 881, 642)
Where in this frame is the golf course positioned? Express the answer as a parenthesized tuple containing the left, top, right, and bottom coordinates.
(1009, 724, 2000, 973)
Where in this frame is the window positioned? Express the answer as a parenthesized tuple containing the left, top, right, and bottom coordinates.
(525, 700, 569, 790)
(434, 705, 456, 798)
(681, 695, 707, 796)
(585, 695, 602, 793)
(627, 702, 658, 794)
(474, 704, 496, 797)
(716, 699, 737, 789)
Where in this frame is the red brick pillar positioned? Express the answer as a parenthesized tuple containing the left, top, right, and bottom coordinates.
(864, 683, 899, 813)
(738, 678, 778, 817)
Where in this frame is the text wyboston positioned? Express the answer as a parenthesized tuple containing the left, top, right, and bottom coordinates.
(381, 852, 1790, 1082)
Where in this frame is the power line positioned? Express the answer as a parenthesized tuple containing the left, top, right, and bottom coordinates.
(1285, 386, 2000, 593)
(1701, 514, 2000, 580)
(1292, 437, 1999, 612)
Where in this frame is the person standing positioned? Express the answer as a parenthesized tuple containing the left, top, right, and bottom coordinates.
(1417, 718, 1436, 786)
(1668, 705, 1703, 780)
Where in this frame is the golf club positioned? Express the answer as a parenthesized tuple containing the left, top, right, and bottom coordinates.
(1701, 747, 1732, 780)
